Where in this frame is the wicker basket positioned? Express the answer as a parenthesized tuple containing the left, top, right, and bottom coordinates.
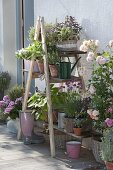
(43, 129, 76, 149)
(43, 130, 66, 149)
(56, 40, 77, 51)
(92, 139, 104, 164)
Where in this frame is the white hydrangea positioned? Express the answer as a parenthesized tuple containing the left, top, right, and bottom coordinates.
(109, 40, 113, 47)
(80, 44, 88, 52)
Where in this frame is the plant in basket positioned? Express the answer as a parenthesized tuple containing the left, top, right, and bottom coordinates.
(55, 81, 90, 133)
(100, 127, 113, 169)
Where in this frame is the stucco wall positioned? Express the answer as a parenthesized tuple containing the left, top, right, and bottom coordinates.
(0, 0, 17, 86)
(34, 0, 113, 88)
(34, 0, 113, 46)
(0, 0, 3, 71)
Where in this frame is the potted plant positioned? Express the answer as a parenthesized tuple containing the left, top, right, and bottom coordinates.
(27, 85, 62, 123)
(53, 16, 82, 46)
(101, 127, 113, 169)
(0, 85, 23, 134)
(0, 71, 11, 100)
(73, 117, 85, 136)
(16, 41, 44, 74)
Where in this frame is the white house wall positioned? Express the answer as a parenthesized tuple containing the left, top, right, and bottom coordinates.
(34, 0, 113, 47)
(0, 0, 3, 71)
(34, 0, 113, 88)
(0, 0, 17, 86)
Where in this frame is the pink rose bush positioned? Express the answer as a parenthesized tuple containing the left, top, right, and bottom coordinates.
(80, 39, 113, 132)
(0, 95, 22, 120)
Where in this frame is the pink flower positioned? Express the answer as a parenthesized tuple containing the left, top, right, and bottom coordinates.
(3, 95, 10, 102)
(107, 107, 113, 113)
(105, 118, 113, 127)
(0, 101, 4, 107)
(96, 56, 107, 65)
(86, 52, 95, 62)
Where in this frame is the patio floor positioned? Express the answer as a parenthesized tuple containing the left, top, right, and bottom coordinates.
(0, 124, 106, 170)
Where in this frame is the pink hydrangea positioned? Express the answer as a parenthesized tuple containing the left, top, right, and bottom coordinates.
(107, 107, 113, 113)
(105, 118, 113, 127)
(0, 101, 4, 107)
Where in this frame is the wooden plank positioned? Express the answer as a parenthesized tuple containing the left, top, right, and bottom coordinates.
(34, 16, 41, 41)
(40, 17, 55, 157)
(53, 125, 82, 141)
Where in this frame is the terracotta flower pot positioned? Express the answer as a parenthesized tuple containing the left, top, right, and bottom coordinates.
(73, 127, 82, 136)
(49, 64, 58, 78)
(36, 60, 44, 74)
(106, 162, 113, 170)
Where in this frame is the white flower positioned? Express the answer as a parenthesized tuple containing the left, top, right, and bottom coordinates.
(109, 40, 113, 47)
(88, 52, 95, 58)
(95, 40, 100, 47)
(94, 116, 99, 120)
(87, 109, 93, 115)
(78, 67, 86, 76)
(96, 56, 107, 65)
(86, 52, 95, 62)
(83, 40, 89, 46)
(92, 110, 99, 117)
(80, 45, 88, 52)
(89, 85, 96, 94)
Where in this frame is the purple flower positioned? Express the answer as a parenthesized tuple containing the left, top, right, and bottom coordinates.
(15, 97, 23, 104)
(105, 118, 113, 127)
(8, 101, 15, 106)
(107, 107, 113, 113)
(4, 105, 14, 114)
(3, 95, 10, 102)
(0, 101, 4, 108)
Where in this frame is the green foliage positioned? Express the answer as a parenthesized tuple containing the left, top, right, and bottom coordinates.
(0, 72, 11, 91)
(28, 27, 35, 43)
(27, 85, 65, 120)
(16, 41, 44, 60)
(89, 54, 113, 129)
(101, 127, 113, 162)
(28, 92, 47, 120)
(8, 85, 23, 101)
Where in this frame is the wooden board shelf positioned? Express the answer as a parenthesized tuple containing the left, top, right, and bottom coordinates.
(53, 125, 82, 141)
(49, 76, 81, 83)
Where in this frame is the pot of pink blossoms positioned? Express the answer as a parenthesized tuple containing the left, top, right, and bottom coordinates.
(0, 95, 22, 120)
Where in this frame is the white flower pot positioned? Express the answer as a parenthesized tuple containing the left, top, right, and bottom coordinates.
(7, 118, 20, 134)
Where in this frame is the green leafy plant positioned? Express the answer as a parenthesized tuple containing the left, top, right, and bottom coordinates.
(54, 16, 82, 42)
(101, 127, 113, 162)
(28, 91, 47, 120)
(28, 26, 35, 43)
(0, 72, 11, 91)
(27, 85, 66, 120)
(74, 117, 85, 128)
(8, 85, 24, 101)
(16, 41, 44, 61)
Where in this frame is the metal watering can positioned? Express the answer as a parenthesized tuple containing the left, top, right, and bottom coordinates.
(59, 57, 81, 79)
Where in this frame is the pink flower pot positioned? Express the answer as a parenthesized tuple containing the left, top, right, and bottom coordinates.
(20, 111, 34, 137)
(66, 141, 81, 159)
(24, 60, 39, 72)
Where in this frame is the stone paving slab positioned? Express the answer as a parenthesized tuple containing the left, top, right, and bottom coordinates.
(0, 125, 106, 170)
